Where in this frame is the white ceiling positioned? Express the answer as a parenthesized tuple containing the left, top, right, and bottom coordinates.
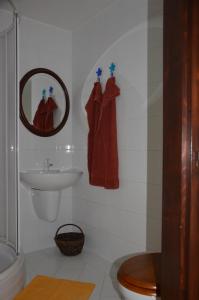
(0, 0, 117, 30)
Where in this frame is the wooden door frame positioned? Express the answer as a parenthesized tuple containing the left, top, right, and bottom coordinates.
(162, 0, 199, 299)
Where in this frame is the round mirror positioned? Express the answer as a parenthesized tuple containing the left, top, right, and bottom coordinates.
(20, 68, 70, 137)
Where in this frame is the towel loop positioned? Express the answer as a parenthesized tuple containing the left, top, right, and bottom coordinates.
(96, 67, 102, 82)
(42, 89, 46, 99)
(109, 62, 116, 77)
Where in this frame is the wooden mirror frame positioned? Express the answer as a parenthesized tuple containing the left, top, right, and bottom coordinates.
(20, 68, 70, 137)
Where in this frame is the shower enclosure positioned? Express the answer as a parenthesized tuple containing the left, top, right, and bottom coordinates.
(0, 6, 25, 300)
(0, 11, 18, 253)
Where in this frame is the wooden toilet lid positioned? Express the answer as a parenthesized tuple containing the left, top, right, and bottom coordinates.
(117, 253, 161, 297)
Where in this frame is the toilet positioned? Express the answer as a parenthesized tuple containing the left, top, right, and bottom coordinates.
(117, 253, 161, 300)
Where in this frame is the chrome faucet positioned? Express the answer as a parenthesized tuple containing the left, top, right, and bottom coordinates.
(43, 158, 53, 172)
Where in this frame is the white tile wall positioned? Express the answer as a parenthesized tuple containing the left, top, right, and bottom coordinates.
(1, 0, 163, 259)
(72, 0, 163, 261)
(19, 16, 73, 253)
(146, 18, 163, 251)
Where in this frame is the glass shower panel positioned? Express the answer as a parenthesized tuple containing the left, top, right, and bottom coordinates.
(6, 19, 18, 251)
(0, 35, 7, 240)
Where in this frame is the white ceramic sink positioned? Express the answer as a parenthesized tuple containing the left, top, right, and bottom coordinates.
(20, 168, 83, 191)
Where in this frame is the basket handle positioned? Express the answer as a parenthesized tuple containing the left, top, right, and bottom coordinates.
(55, 224, 84, 238)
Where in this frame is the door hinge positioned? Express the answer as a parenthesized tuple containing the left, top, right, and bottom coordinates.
(192, 151, 199, 168)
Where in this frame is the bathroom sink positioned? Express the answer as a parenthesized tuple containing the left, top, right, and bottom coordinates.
(20, 168, 83, 191)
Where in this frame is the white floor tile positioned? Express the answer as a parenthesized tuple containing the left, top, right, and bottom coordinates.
(102, 298, 121, 300)
(55, 265, 84, 281)
(100, 275, 121, 298)
(25, 247, 122, 299)
(79, 264, 105, 300)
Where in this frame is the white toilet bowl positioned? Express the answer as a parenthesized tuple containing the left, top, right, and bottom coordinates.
(118, 283, 157, 300)
(117, 253, 161, 300)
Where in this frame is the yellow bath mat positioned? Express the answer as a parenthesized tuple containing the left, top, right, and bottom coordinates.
(14, 275, 95, 300)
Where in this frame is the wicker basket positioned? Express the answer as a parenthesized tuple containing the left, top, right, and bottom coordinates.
(54, 224, 85, 256)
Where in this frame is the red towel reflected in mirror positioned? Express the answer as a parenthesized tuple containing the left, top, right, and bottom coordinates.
(33, 99, 47, 131)
(45, 97, 58, 131)
(33, 97, 57, 132)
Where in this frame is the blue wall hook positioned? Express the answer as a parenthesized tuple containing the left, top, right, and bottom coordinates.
(96, 67, 102, 81)
(109, 63, 116, 76)
(42, 89, 46, 98)
(49, 86, 54, 96)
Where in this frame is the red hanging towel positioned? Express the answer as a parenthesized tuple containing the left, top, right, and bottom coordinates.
(91, 76, 120, 189)
(85, 81, 103, 184)
(45, 97, 58, 131)
(33, 99, 47, 131)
